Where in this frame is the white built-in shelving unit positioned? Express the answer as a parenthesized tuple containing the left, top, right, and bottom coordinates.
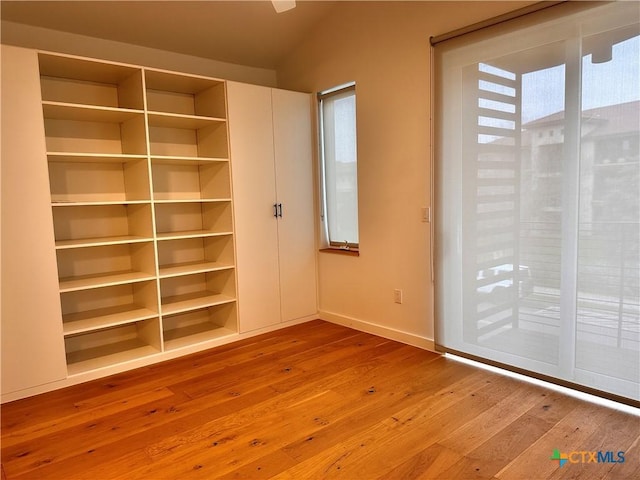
(39, 52, 238, 375)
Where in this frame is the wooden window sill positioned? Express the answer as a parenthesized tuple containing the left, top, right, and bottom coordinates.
(319, 247, 359, 257)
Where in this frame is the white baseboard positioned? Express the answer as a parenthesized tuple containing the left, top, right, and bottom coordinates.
(319, 311, 436, 352)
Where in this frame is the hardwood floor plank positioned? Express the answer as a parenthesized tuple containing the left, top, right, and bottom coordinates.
(216, 449, 299, 480)
(526, 389, 582, 424)
(452, 412, 555, 478)
(438, 380, 548, 455)
(2, 390, 186, 478)
(603, 434, 640, 480)
(373, 442, 463, 480)
(1, 320, 637, 480)
(1, 386, 175, 450)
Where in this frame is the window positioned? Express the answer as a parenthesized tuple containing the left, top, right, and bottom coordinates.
(318, 83, 359, 249)
(434, 2, 639, 404)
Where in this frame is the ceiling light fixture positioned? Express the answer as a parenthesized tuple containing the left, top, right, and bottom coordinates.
(272, 0, 296, 13)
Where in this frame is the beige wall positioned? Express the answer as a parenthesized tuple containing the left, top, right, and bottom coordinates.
(1, 21, 277, 86)
(277, 1, 534, 347)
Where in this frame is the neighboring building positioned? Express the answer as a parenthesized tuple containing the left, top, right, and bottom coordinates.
(522, 100, 639, 226)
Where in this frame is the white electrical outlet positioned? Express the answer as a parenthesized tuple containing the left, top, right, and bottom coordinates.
(394, 289, 403, 304)
(421, 207, 430, 223)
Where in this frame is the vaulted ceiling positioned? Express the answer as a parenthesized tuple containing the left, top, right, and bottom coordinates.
(1, 1, 341, 69)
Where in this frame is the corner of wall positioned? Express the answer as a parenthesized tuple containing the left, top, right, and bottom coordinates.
(320, 310, 436, 352)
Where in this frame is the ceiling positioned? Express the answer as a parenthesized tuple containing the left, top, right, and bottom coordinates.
(0, 1, 340, 69)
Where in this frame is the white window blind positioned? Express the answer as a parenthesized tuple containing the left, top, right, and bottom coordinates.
(319, 84, 359, 248)
(434, 2, 639, 404)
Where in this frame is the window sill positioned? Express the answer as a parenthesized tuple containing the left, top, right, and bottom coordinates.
(319, 247, 360, 257)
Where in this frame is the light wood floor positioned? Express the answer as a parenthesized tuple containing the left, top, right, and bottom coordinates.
(1, 320, 638, 479)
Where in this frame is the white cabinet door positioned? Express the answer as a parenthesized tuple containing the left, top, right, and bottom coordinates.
(1, 46, 68, 396)
(228, 83, 317, 332)
(272, 89, 317, 322)
(227, 82, 281, 332)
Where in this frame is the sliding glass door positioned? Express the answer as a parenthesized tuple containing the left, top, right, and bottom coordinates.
(434, 2, 639, 403)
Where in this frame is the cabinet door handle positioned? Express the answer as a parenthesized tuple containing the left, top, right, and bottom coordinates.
(277, 203, 283, 217)
(273, 203, 278, 218)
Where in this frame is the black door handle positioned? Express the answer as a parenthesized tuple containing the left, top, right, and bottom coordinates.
(277, 203, 283, 217)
